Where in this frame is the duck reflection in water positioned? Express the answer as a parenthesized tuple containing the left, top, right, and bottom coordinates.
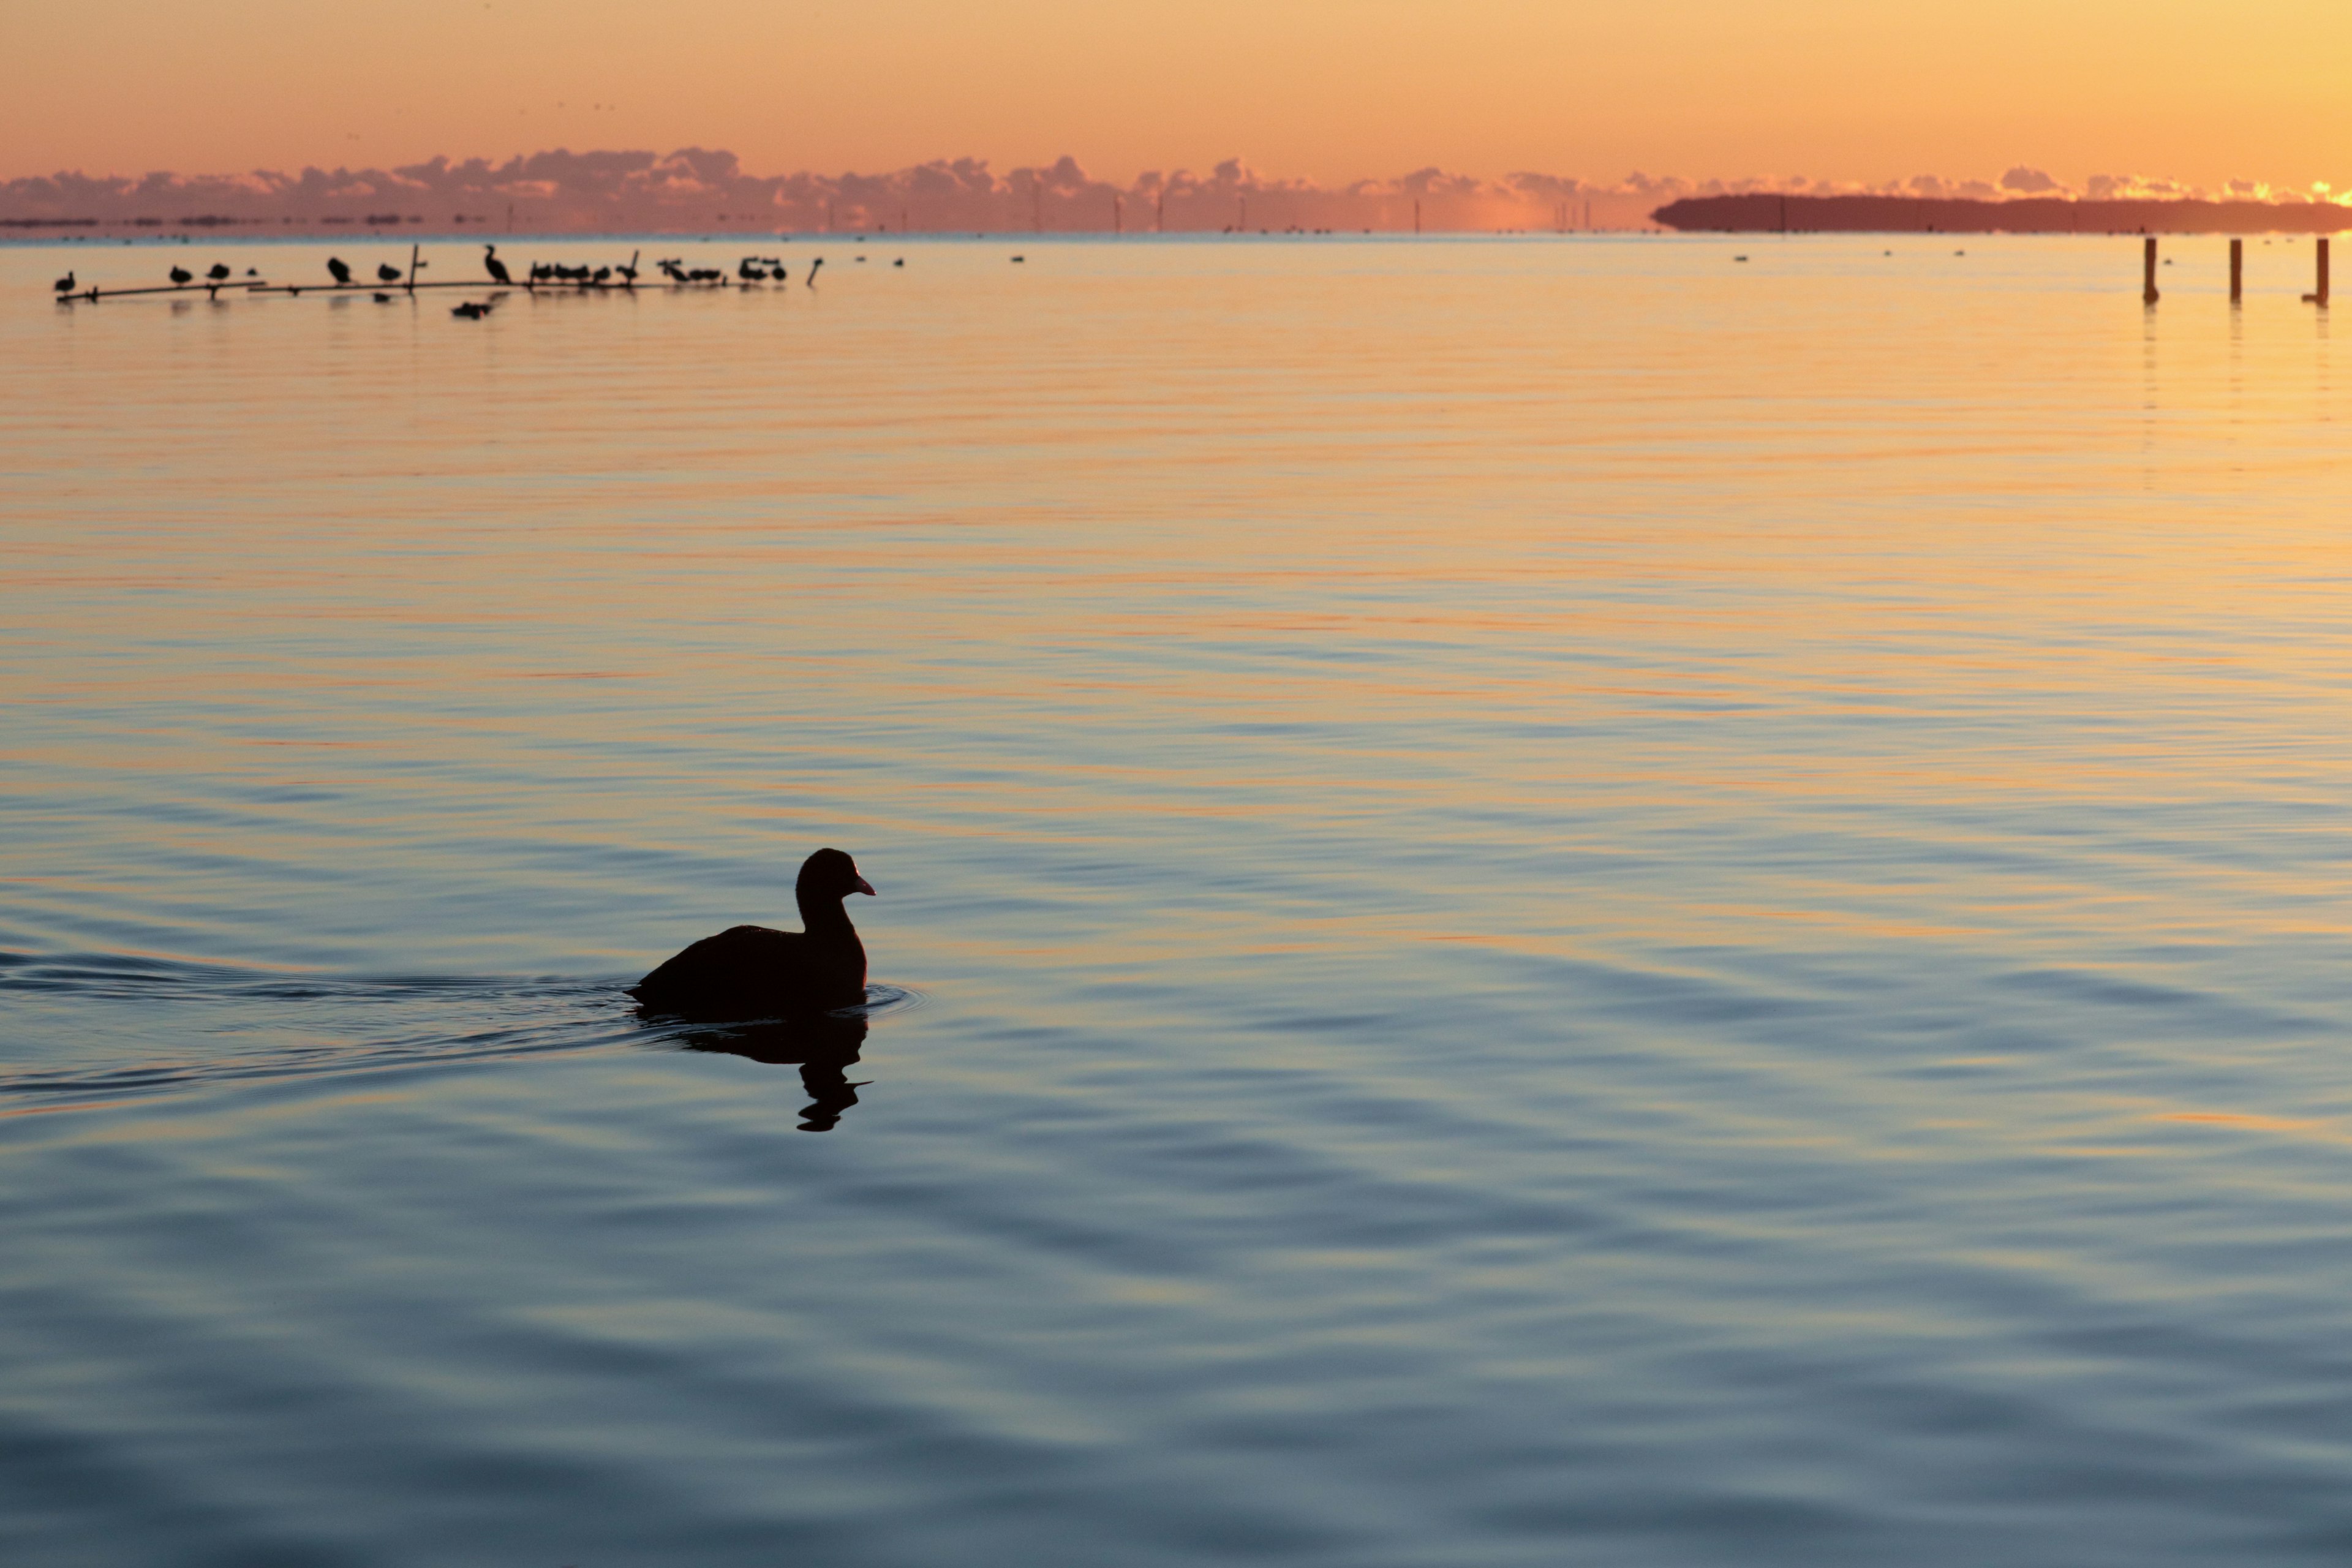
(654, 1009, 872, 1131)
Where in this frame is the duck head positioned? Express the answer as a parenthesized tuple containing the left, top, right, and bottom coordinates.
(797, 847, 876, 909)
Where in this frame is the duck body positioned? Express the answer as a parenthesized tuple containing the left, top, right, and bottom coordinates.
(631, 848, 875, 1019)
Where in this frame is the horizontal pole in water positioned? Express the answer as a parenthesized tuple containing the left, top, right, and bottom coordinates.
(48, 276, 796, 304)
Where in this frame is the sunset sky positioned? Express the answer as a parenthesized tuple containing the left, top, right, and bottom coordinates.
(8, 0, 2350, 189)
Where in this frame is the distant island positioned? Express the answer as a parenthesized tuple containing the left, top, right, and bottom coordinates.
(1654, 194, 2352, 235)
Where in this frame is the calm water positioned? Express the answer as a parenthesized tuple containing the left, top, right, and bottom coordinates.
(9, 233, 2352, 1565)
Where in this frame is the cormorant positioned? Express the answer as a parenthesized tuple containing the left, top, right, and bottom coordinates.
(483, 244, 511, 284)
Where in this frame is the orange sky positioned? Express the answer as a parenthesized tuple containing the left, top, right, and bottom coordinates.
(8, 0, 2351, 188)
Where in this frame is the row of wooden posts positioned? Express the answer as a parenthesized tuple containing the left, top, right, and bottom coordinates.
(2143, 236, 2330, 306)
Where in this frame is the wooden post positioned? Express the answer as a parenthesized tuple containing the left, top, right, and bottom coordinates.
(2143, 236, 2159, 304)
(2230, 238, 2242, 303)
(406, 242, 419, 295)
(2320, 238, 2331, 306)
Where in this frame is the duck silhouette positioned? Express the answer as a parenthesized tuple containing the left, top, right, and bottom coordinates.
(169, 265, 193, 285)
(53, 271, 74, 295)
(377, 263, 403, 283)
(206, 263, 231, 282)
(326, 256, 352, 285)
(631, 848, 875, 1019)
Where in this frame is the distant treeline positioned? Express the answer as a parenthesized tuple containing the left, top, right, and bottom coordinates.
(1654, 194, 2352, 235)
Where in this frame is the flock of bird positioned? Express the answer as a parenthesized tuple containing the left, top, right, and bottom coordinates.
(50, 240, 905, 313)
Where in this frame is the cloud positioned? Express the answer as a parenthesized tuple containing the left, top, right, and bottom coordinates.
(4, 151, 2344, 233)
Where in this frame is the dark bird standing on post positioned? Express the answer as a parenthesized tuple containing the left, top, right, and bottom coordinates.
(206, 264, 231, 282)
(52, 271, 74, 295)
(326, 257, 352, 285)
(630, 848, 877, 1019)
(378, 263, 403, 283)
(483, 244, 511, 284)
(169, 266, 193, 285)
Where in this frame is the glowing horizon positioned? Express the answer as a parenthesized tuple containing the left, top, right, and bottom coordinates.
(8, 0, 2352, 198)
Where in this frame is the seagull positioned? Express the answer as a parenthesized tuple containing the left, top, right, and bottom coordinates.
(377, 263, 402, 283)
(170, 266, 193, 285)
(483, 244, 511, 285)
(327, 257, 352, 285)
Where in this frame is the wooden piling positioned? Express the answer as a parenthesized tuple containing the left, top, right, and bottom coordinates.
(2143, 236, 2159, 304)
(2230, 238, 2242, 303)
(2320, 238, 2331, 306)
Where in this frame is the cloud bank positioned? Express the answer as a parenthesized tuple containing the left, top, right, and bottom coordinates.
(4, 151, 2343, 235)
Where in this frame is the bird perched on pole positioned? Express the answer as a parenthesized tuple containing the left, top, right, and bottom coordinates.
(377, 263, 402, 283)
(53, 271, 74, 295)
(327, 257, 352, 285)
(206, 264, 231, 282)
(169, 266, 193, 285)
(482, 244, 511, 284)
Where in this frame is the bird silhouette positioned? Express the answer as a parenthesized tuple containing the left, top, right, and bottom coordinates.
(206, 264, 231, 282)
(53, 271, 74, 295)
(615, 262, 639, 283)
(483, 244, 511, 284)
(807, 257, 824, 285)
(326, 257, 352, 285)
(592, 265, 611, 283)
(452, 300, 492, 319)
(377, 263, 402, 283)
(169, 266, 193, 285)
(373, 292, 394, 303)
(631, 849, 876, 1019)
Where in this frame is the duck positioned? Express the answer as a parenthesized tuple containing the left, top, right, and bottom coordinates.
(630, 848, 875, 1019)
(169, 265, 193, 285)
(378, 263, 404, 283)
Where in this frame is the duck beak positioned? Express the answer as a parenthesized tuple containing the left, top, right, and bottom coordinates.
(853, 876, 876, 896)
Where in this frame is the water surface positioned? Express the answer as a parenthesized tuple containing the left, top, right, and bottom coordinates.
(8, 234, 2352, 1565)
